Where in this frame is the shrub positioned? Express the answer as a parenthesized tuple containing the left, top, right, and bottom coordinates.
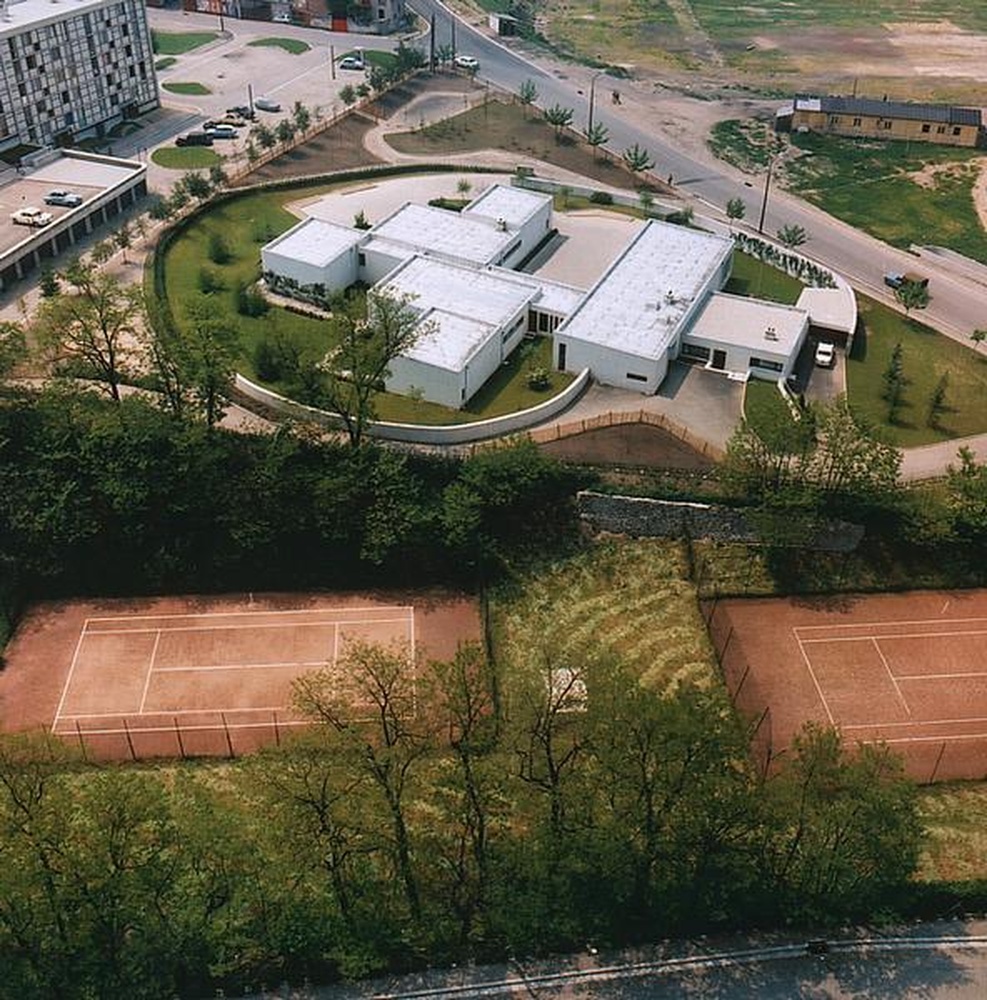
(235, 281, 269, 317)
(254, 338, 282, 381)
(207, 231, 232, 264)
(589, 190, 613, 205)
(197, 266, 225, 294)
(526, 366, 551, 391)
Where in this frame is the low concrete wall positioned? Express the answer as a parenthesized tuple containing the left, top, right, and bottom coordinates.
(234, 368, 591, 445)
(578, 491, 864, 552)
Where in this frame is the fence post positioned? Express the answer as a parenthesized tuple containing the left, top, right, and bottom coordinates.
(273, 711, 281, 748)
(74, 719, 88, 762)
(122, 717, 137, 762)
(221, 712, 235, 759)
(174, 716, 186, 759)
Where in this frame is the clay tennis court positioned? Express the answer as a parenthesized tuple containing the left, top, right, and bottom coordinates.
(708, 590, 987, 783)
(0, 590, 480, 760)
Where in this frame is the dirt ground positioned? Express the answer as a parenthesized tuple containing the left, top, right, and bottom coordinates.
(537, 423, 714, 470)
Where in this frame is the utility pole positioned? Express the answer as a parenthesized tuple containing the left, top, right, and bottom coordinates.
(587, 70, 604, 134)
(451, 17, 456, 61)
(757, 155, 774, 235)
(330, 43, 336, 81)
(429, 12, 436, 71)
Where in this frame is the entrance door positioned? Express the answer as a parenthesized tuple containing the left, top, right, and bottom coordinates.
(711, 349, 727, 370)
(557, 342, 567, 371)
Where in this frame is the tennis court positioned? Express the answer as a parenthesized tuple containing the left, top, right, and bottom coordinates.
(0, 591, 480, 759)
(708, 590, 987, 782)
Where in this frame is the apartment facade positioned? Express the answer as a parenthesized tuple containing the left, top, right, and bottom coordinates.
(0, 0, 158, 155)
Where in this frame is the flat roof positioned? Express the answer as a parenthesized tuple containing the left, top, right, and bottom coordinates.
(380, 255, 536, 329)
(0, 0, 113, 37)
(369, 203, 514, 266)
(263, 217, 363, 268)
(559, 220, 733, 360)
(794, 94, 982, 127)
(795, 286, 857, 335)
(687, 292, 808, 355)
(485, 265, 585, 316)
(464, 184, 551, 230)
(403, 309, 496, 372)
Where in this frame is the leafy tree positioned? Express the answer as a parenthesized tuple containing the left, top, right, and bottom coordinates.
(586, 121, 608, 159)
(518, 78, 537, 118)
(181, 171, 212, 202)
(927, 371, 949, 429)
(356, 83, 371, 100)
(114, 222, 133, 263)
(207, 231, 233, 265)
(33, 262, 143, 401)
(39, 266, 60, 298)
(275, 118, 297, 148)
(895, 279, 930, 316)
(436, 43, 454, 68)
(970, 328, 987, 350)
(776, 223, 807, 248)
(544, 103, 574, 140)
(944, 446, 987, 538)
(881, 341, 905, 423)
(622, 143, 656, 175)
(726, 197, 746, 223)
(147, 196, 173, 222)
(208, 163, 228, 190)
(314, 289, 430, 448)
(245, 139, 259, 164)
(178, 295, 240, 428)
(292, 100, 311, 134)
(0, 321, 26, 377)
(339, 83, 357, 106)
(456, 177, 472, 201)
(353, 209, 371, 230)
(251, 122, 277, 151)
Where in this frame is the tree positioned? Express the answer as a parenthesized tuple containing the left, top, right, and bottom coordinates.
(543, 103, 574, 140)
(0, 320, 26, 378)
(622, 143, 655, 175)
(39, 266, 60, 298)
(33, 262, 143, 401)
(586, 121, 609, 160)
(208, 163, 228, 190)
(638, 189, 655, 216)
(89, 238, 115, 267)
(456, 177, 473, 202)
(177, 295, 240, 428)
(726, 197, 746, 224)
(181, 171, 212, 202)
(315, 289, 430, 448)
(895, 279, 930, 316)
(292, 100, 311, 134)
(927, 372, 949, 429)
(518, 78, 538, 119)
(436, 43, 454, 68)
(113, 221, 133, 263)
(252, 122, 277, 152)
(776, 223, 807, 248)
(339, 83, 357, 106)
(970, 328, 987, 351)
(275, 118, 297, 148)
(882, 341, 905, 423)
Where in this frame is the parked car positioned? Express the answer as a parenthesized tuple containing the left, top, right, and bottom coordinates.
(176, 132, 214, 147)
(884, 271, 928, 290)
(202, 122, 238, 139)
(210, 114, 246, 128)
(11, 207, 53, 227)
(226, 105, 255, 120)
(44, 189, 83, 207)
(814, 342, 836, 368)
(272, 11, 291, 22)
(253, 96, 281, 112)
(339, 55, 365, 70)
(454, 54, 479, 70)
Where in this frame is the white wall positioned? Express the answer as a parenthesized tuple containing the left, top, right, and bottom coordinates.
(556, 335, 667, 394)
(683, 319, 808, 381)
(386, 356, 465, 409)
(497, 199, 553, 268)
(261, 247, 328, 290)
(361, 244, 406, 285)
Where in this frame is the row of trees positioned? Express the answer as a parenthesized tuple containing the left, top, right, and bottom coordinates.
(0, 637, 921, 999)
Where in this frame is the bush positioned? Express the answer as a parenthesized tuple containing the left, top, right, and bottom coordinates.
(235, 281, 269, 317)
(589, 190, 613, 205)
(207, 231, 232, 264)
(253, 338, 282, 382)
(526, 366, 551, 391)
(197, 266, 225, 294)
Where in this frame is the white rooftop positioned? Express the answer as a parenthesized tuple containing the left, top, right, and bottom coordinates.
(559, 220, 733, 359)
(381, 255, 536, 328)
(369, 203, 514, 266)
(403, 309, 496, 372)
(796, 285, 857, 335)
(687, 292, 808, 355)
(263, 217, 363, 268)
(464, 184, 551, 230)
(485, 265, 585, 317)
(0, 0, 112, 37)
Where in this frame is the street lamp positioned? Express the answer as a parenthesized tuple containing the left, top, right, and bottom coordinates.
(587, 69, 605, 135)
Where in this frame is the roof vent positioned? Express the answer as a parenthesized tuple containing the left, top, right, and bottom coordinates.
(665, 289, 675, 302)
(496, 217, 507, 231)
(764, 326, 778, 341)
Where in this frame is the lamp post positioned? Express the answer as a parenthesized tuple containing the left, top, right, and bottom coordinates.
(587, 69, 605, 135)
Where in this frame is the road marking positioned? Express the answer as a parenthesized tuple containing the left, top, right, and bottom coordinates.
(794, 631, 835, 725)
(872, 638, 910, 716)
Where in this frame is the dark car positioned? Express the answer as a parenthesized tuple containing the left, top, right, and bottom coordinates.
(176, 132, 214, 147)
(226, 105, 255, 120)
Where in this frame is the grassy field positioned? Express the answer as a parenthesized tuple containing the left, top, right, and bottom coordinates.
(917, 783, 987, 882)
(161, 182, 573, 426)
(162, 82, 212, 96)
(151, 30, 218, 55)
(248, 37, 310, 55)
(151, 147, 222, 169)
(848, 295, 987, 446)
(783, 132, 987, 263)
(494, 538, 720, 695)
(725, 250, 803, 305)
(386, 100, 645, 190)
(744, 378, 791, 429)
(708, 119, 781, 172)
(154, 57, 177, 71)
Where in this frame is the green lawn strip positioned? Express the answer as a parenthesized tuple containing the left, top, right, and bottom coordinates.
(847, 295, 987, 447)
(744, 378, 790, 430)
(493, 538, 721, 695)
(154, 57, 177, 71)
(151, 30, 218, 55)
(725, 249, 803, 305)
(917, 783, 987, 882)
(783, 132, 987, 262)
(162, 82, 212, 96)
(362, 50, 398, 70)
(151, 147, 222, 169)
(248, 37, 310, 55)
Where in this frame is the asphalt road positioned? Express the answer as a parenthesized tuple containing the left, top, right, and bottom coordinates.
(410, 0, 987, 344)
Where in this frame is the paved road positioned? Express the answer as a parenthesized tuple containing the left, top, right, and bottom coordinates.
(410, 0, 987, 344)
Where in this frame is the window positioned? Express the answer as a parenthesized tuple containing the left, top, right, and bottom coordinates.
(921, 123, 930, 133)
(680, 343, 710, 362)
(626, 372, 648, 383)
(828, 115, 840, 125)
(357, 252, 366, 266)
(937, 125, 946, 133)
(852, 117, 861, 126)
(953, 126, 962, 136)
(749, 356, 783, 372)
(883, 120, 892, 129)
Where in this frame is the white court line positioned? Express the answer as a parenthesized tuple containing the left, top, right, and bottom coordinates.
(85, 616, 413, 636)
(137, 630, 162, 714)
(794, 631, 835, 725)
(860, 731, 987, 747)
(942, 600, 951, 615)
(898, 671, 987, 681)
(794, 615, 987, 634)
(86, 606, 413, 624)
(52, 619, 93, 729)
(872, 638, 911, 717)
(59, 705, 302, 720)
(800, 628, 987, 644)
(53, 719, 313, 736)
(153, 660, 328, 673)
(843, 713, 987, 731)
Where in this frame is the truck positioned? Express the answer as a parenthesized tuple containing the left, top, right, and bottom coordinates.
(883, 271, 929, 290)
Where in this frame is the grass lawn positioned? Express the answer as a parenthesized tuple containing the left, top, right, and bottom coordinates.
(386, 100, 645, 190)
(744, 378, 790, 427)
(151, 147, 222, 170)
(151, 30, 218, 55)
(161, 182, 574, 426)
(917, 783, 987, 882)
(248, 37, 310, 55)
(163, 82, 212, 96)
(362, 50, 398, 70)
(783, 132, 987, 263)
(848, 295, 987, 447)
(725, 249, 803, 305)
(492, 538, 722, 695)
(708, 118, 780, 172)
(154, 57, 177, 71)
